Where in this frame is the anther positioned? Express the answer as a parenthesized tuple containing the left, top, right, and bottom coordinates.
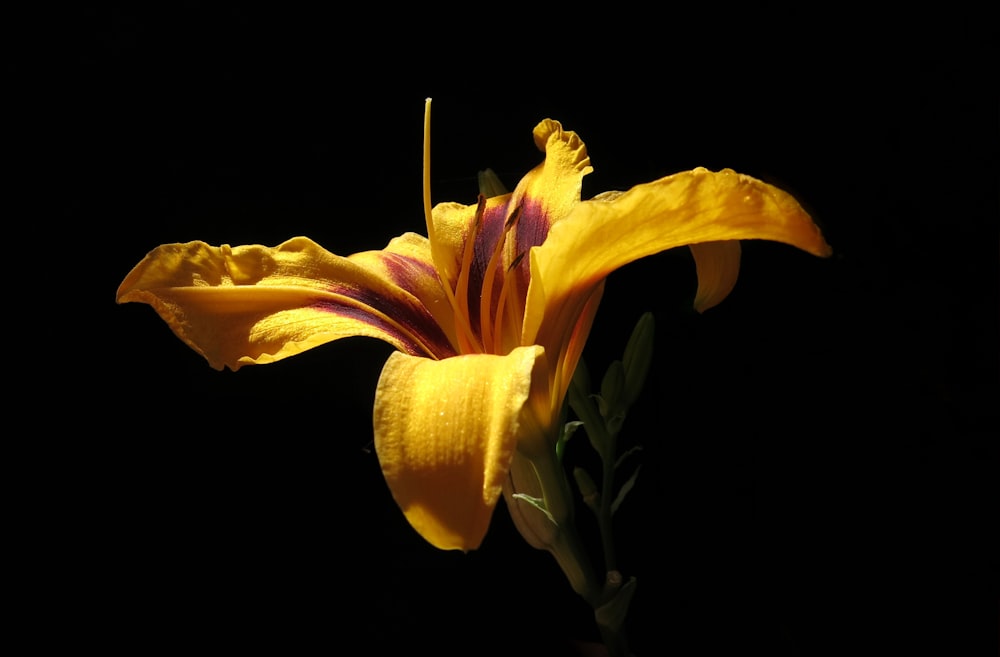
(508, 252, 526, 272)
(505, 203, 523, 228)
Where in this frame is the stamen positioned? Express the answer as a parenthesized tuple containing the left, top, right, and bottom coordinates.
(505, 204, 523, 228)
(454, 195, 487, 353)
(492, 258, 526, 355)
(480, 203, 523, 353)
(507, 251, 526, 271)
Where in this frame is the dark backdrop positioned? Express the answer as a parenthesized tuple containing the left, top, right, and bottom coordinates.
(17, 5, 996, 656)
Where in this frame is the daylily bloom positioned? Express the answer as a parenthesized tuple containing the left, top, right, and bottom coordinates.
(118, 100, 830, 558)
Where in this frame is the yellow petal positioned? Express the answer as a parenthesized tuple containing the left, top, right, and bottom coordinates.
(489, 119, 594, 320)
(428, 119, 591, 283)
(428, 196, 515, 334)
(117, 234, 457, 370)
(523, 167, 831, 347)
(373, 346, 544, 551)
(514, 119, 593, 229)
(690, 240, 742, 313)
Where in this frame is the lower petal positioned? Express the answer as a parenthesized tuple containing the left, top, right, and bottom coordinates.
(373, 346, 545, 551)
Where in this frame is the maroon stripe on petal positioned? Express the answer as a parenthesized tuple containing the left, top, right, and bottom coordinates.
(497, 196, 551, 305)
(514, 196, 550, 267)
(465, 199, 511, 341)
(311, 286, 457, 360)
(381, 251, 440, 290)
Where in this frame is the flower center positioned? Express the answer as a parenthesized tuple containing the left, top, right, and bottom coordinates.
(472, 200, 525, 356)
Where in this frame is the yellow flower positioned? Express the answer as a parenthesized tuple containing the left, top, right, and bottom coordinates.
(117, 99, 830, 553)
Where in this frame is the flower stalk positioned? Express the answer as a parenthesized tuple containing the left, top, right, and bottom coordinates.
(566, 312, 655, 656)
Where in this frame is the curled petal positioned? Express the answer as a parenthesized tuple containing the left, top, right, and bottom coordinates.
(373, 346, 544, 551)
(490, 119, 594, 320)
(430, 120, 592, 283)
(117, 234, 456, 370)
(516, 119, 593, 232)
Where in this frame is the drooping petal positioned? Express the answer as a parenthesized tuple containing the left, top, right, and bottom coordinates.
(523, 167, 832, 348)
(373, 346, 545, 551)
(117, 234, 457, 370)
(689, 240, 742, 313)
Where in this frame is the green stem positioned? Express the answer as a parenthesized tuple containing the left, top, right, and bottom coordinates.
(528, 442, 602, 607)
(598, 443, 618, 574)
(567, 377, 633, 656)
(568, 377, 619, 574)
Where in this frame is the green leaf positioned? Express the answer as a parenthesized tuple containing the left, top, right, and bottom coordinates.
(595, 574, 637, 656)
(556, 420, 585, 461)
(613, 445, 643, 471)
(610, 465, 641, 516)
(510, 493, 557, 526)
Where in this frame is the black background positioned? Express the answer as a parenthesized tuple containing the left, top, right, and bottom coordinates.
(16, 5, 997, 655)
